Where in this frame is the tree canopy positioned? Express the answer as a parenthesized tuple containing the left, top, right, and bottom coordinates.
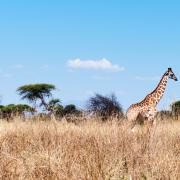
(63, 104, 80, 116)
(17, 84, 56, 111)
(0, 104, 35, 120)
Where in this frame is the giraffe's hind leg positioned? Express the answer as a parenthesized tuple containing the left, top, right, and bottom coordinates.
(126, 108, 141, 130)
(130, 113, 146, 131)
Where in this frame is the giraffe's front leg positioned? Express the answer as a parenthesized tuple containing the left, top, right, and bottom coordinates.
(147, 107, 157, 125)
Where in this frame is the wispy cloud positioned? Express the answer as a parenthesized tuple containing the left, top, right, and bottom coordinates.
(85, 90, 95, 96)
(12, 64, 24, 69)
(135, 76, 160, 81)
(40, 65, 49, 70)
(92, 75, 111, 80)
(0, 73, 12, 78)
(67, 58, 125, 72)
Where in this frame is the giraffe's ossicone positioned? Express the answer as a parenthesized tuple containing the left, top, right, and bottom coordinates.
(126, 68, 178, 129)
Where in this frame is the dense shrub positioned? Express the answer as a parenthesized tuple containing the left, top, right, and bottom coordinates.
(87, 93, 123, 120)
(172, 101, 180, 119)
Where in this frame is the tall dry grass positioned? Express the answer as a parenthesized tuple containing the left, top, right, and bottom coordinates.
(0, 117, 179, 179)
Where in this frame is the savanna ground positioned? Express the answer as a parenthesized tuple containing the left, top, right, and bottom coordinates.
(0, 116, 179, 180)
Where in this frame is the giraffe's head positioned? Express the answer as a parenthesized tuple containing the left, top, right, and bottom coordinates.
(167, 68, 178, 81)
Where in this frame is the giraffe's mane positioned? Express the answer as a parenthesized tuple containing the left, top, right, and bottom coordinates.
(149, 72, 167, 95)
(139, 71, 168, 104)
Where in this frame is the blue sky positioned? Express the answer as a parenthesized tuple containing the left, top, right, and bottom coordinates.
(0, 0, 179, 110)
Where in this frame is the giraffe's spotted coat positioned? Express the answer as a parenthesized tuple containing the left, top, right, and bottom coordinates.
(126, 68, 177, 129)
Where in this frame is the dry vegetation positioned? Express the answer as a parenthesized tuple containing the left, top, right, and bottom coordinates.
(0, 117, 179, 180)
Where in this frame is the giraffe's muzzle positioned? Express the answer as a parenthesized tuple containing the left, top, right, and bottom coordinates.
(171, 74, 178, 81)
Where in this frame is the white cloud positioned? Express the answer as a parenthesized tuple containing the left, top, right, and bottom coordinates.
(67, 58, 125, 72)
(12, 64, 24, 69)
(135, 76, 160, 81)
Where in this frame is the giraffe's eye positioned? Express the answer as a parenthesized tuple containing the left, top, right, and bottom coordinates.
(169, 73, 174, 78)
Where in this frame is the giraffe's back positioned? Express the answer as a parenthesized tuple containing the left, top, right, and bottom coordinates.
(126, 101, 149, 120)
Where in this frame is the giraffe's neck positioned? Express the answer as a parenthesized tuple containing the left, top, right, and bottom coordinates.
(149, 73, 169, 105)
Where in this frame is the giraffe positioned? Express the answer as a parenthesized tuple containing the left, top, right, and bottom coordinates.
(126, 68, 178, 129)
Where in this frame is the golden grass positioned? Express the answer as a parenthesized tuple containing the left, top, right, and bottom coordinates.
(0, 117, 179, 179)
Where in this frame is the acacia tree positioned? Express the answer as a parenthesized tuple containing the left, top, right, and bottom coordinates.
(48, 99, 61, 111)
(14, 104, 35, 115)
(47, 98, 64, 116)
(17, 84, 56, 112)
(0, 104, 35, 120)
